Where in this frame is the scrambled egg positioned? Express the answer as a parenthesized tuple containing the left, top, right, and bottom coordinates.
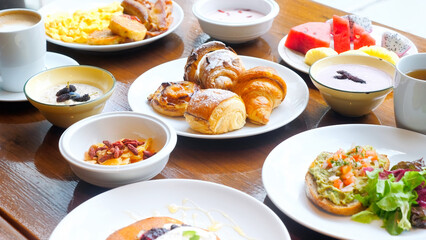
(44, 2, 123, 43)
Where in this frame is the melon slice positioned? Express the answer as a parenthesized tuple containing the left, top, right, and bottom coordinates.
(354, 31, 376, 49)
(332, 15, 350, 53)
(284, 22, 331, 54)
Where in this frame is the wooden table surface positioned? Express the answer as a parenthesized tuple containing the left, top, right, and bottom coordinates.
(0, 0, 425, 239)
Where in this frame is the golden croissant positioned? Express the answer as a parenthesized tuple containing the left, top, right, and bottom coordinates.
(233, 66, 287, 125)
(184, 41, 245, 90)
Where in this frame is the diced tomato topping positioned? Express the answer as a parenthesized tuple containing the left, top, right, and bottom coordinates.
(333, 178, 343, 189)
(341, 165, 352, 175)
(343, 176, 355, 186)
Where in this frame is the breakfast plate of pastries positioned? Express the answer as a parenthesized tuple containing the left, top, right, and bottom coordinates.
(128, 42, 309, 139)
(38, 0, 183, 52)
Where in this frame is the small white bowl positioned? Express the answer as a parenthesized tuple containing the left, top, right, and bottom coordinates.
(59, 111, 177, 188)
(309, 55, 395, 117)
(193, 0, 279, 43)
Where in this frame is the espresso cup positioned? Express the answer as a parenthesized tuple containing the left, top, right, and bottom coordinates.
(0, 8, 46, 92)
(393, 53, 426, 134)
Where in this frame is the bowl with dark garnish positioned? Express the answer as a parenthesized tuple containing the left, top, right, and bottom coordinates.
(24, 65, 116, 128)
(309, 55, 395, 117)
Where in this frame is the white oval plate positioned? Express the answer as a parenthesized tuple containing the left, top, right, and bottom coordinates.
(278, 25, 419, 73)
(38, 0, 183, 52)
(0, 52, 78, 102)
(127, 56, 309, 139)
(262, 124, 426, 239)
(50, 179, 290, 240)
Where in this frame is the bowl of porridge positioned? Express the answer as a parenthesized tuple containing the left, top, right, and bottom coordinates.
(192, 0, 279, 43)
(309, 55, 395, 117)
(24, 65, 116, 128)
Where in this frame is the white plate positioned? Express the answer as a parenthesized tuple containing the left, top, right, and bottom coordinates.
(38, 0, 183, 52)
(49, 179, 290, 240)
(0, 52, 78, 102)
(278, 25, 419, 73)
(262, 124, 426, 239)
(127, 56, 309, 139)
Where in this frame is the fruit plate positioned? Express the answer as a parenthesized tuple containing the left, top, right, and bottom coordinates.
(38, 0, 183, 52)
(49, 179, 291, 240)
(262, 124, 426, 239)
(127, 56, 309, 139)
(278, 25, 418, 74)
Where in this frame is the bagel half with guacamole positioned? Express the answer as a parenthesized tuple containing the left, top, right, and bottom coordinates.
(305, 145, 390, 215)
(107, 216, 220, 240)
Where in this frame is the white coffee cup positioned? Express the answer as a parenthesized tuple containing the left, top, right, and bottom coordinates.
(0, 8, 46, 92)
(393, 53, 426, 134)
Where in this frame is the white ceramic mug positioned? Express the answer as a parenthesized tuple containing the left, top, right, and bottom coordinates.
(393, 53, 426, 134)
(0, 8, 46, 92)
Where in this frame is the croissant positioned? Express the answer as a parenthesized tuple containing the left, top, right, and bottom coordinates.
(147, 81, 200, 117)
(184, 41, 245, 90)
(233, 66, 287, 125)
(184, 89, 246, 134)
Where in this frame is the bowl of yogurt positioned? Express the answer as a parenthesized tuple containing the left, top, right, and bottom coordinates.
(192, 0, 279, 43)
(309, 55, 395, 117)
(24, 65, 116, 128)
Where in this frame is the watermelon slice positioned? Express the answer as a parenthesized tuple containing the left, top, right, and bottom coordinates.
(332, 15, 350, 53)
(284, 22, 331, 54)
(351, 23, 365, 40)
(354, 31, 376, 49)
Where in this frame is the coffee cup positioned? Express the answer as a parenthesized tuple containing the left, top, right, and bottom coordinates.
(0, 8, 46, 92)
(393, 53, 426, 134)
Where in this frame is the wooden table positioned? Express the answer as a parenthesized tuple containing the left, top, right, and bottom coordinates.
(0, 0, 424, 239)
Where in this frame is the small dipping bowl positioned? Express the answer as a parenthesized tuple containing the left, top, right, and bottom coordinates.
(309, 55, 395, 117)
(24, 65, 116, 128)
(59, 111, 177, 188)
(193, 0, 279, 43)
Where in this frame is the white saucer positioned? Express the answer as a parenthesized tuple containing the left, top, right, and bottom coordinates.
(0, 52, 79, 102)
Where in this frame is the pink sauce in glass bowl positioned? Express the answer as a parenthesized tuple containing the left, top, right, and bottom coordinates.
(205, 9, 265, 23)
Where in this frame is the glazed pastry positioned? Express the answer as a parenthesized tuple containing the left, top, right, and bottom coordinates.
(147, 81, 200, 117)
(184, 41, 244, 90)
(197, 49, 245, 90)
(233, 66, 287, 125)
(184, 89, 246, 134)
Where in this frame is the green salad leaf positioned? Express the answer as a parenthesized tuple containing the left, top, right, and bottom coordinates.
(351, 169, 426, 235)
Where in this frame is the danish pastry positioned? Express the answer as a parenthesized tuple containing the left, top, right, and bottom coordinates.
(147, 81, 200, 117)
(233, 66, 287, 125)
(184, 89, 246, 134)
(184, 41, 245, 90)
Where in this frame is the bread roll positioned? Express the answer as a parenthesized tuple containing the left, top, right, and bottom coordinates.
(147, 81, 200, 117)
(184, 89, 246, 134)
(233, 66, 287, 125)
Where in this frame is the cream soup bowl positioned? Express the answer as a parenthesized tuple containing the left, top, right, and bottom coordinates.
(24, 65, 115, 128)
(309, 55, 395, 117)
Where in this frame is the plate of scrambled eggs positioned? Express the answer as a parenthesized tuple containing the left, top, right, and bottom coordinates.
(39, 0, 183, 52)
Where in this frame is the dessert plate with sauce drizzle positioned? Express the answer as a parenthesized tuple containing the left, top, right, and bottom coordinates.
(0, 52, 78, 102)
(50, 179, 290, 240)
(128, 56, 309, 139)
(278, 25, 418, 74)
